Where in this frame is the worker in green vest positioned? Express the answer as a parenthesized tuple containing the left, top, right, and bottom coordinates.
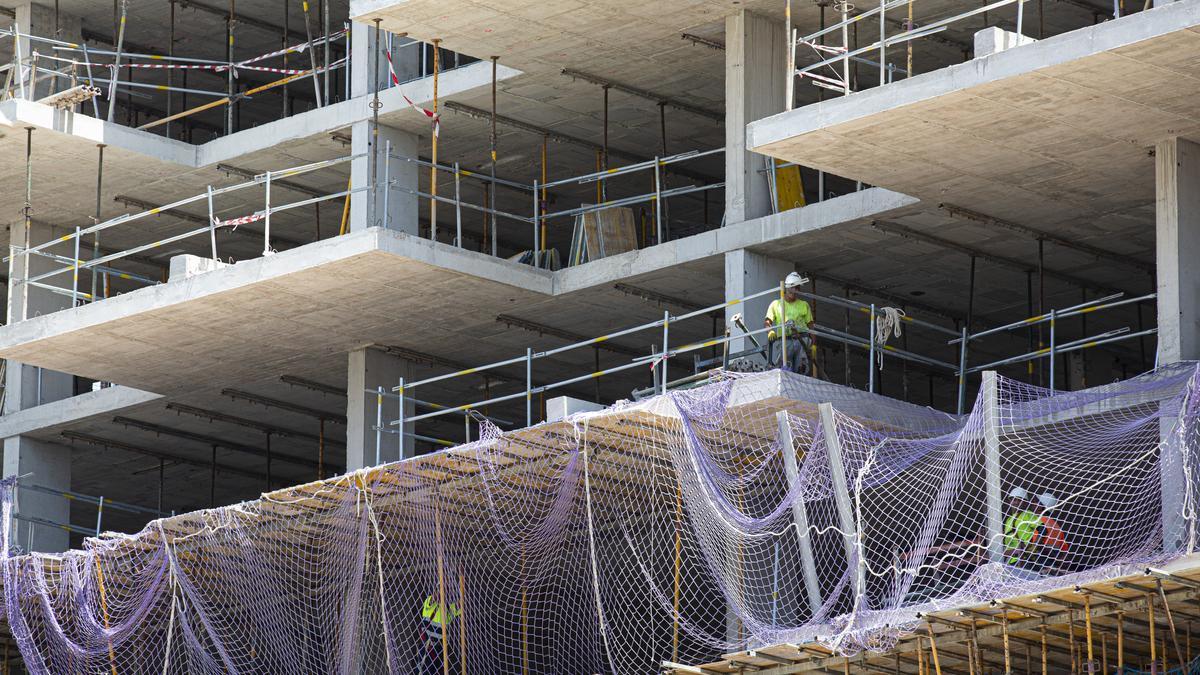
(764, 272, 815, 374)
(416, 594, 461, 674)
(1002, 487, 1043, 569)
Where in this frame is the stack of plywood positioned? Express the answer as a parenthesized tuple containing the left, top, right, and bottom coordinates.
(568, 206, 639, 266)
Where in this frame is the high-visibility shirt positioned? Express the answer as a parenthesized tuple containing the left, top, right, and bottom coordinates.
(1003, 510, 1042, 564)
(1032, 516, 1069, 552)
(765, 298, 813, 340)
(421, 596, 460, 629)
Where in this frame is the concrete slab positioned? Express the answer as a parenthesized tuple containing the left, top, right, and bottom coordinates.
(748, 0, 1200, 235)
(0, 189, 919, 396)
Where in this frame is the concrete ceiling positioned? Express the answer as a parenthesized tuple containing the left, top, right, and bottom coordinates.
(750, 2, 1200, 253)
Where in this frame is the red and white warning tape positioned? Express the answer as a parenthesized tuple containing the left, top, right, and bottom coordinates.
(213, 213, 264, 228)
(385, 49, 440, 137)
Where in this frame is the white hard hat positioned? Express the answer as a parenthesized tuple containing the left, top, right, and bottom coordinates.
(784, 272, 808, 289)
(1007, 487, 1028, 500)
(1038, 492, 1057, 508)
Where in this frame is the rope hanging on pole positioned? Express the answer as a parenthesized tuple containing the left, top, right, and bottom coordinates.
(873, 306, 906, 367)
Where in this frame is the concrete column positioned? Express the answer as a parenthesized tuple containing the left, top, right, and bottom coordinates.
(350, 25, 418, 99)
(1156, 137, 1200, 554)
(6, 219, 74, 409)
(724, 249, 794, 356)
(349, 121, 419, 234)
(1155, 137, 1200, 365)
(7, 2, 84, 102)
(3, 437, 70, 553)
(4, 219, 75, 553)
(725, 10, 785, 226)
(345, 347, 414, 471)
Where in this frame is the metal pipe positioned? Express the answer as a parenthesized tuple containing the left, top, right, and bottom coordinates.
(490, 55, 498, 256)
(207, 185, 217, 259)
(382, 138, 391, 229)
(525, 347, 532, 427)
(454, 161, 462, 246)
(661, 310, 670, 393)
(1049, 308, 1057, 393)
(532, 179, 540, 254)
(653, 157, 663, 244)
(375, 385, 384, 465)
(957, 326, 968, 414)
(262, 170, 272, 255)
(952, 292, 1136, 344)
(966, 327, 1152, 374)
(92, 144, 103, 299)
(371, 20, 382, 228)
(868, 303, 876, 393)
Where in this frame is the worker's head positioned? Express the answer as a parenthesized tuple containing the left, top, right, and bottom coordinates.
(1038, 492, 1057, 510)
(1007, 486, 1030, 511)
(783, 272, 808, 301)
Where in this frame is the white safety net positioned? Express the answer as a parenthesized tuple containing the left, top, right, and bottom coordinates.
(1, 364, 1198, 673)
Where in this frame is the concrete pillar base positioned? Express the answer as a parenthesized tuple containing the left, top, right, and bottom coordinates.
(725, 249, 795, 356)
(346, 348, 414, 471)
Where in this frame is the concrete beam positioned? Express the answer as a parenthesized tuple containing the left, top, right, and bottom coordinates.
(0, 386, 160, 439)
(870, 220, 1124, 295)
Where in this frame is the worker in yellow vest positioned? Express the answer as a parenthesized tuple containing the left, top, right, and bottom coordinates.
(764, 272, 815, 375)
(416, 594, 461, 674)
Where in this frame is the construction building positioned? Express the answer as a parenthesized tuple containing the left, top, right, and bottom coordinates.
(0, 0, 1195, 672)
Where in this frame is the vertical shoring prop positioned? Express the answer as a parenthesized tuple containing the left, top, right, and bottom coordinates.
(540, 135, 548, 252)
(925, 622, 942, 675)
(906, 0, 914, 77)
(602, 85, 609, 200)
(300, 0, 323, 106)
(1040, 623, 1047, 675)
(1156, 579, 1188, 673)
(1068, 609, 1077, 673)
(282, 0, 289, 117)
(785, 0, 794, 110)
(226, 0, 235, 135)
(430, 39, 441, 239)
(370, 19, 382, 228)
(321, 0, 330, 106)
(672, 479, 682, 662)
(780, 281, 788, 376)
(92, 144, 104, 301)
(489, 56, 498, 256)
(1149, 595, 1157, 673)
(167, 3, 175, 134)
(1085, 594, 1095, 674)
(106, 0, 126, 122)
(458, 568, 466, 675)
(20, 127, 32, 322)
(1116, 611, 1124, 672)
(433, 497, 450, 675)
(95, 556, 118, 675)
(1002, 615, 1011, 675)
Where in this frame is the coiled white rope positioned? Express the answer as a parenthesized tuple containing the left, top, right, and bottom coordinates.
(874, 307, 906, 368)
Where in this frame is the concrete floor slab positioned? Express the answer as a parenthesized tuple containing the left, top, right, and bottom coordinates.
(0, 189, 919, 396)
(748, 0, 1200, 234)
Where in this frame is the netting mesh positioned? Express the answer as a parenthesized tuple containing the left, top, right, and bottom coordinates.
(2, 364, 1199, 673)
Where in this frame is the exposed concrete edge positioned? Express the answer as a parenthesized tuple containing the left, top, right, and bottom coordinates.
(748, 0, 1200, 151)
(349, 0, 408, 21)
(553, 188, 919, 294)
(0, 228, 553, 352)
(0, 386, 161, 440)
(0, 61, 523, 170)
(0, 99, 199, 165)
